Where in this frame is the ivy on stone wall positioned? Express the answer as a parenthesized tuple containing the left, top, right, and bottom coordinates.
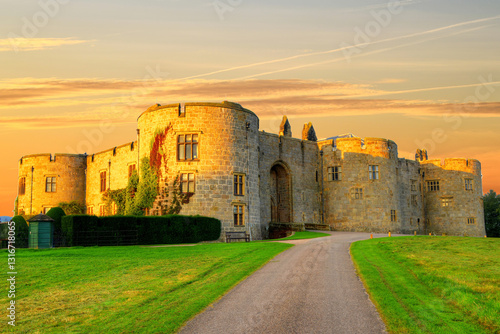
(101, 127, 188, 216)
(150, 126, 171, 177)
(102, 189, 126, 215)
(58, 201, 86, 215)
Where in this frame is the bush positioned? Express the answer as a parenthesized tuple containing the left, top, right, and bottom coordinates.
(61, 214, 221, 247)
(61, 215, 99, 247)
(58, 201, 86, 215)
(46, 207, 66, 246)
(11, 216, 29, 248)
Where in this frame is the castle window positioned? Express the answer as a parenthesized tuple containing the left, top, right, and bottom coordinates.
(411, 179, 417, 192)
(100, 171, 107, 192)
(233, 204, 244, 226)
(179, 103, 186, 117)
(411, 194, 418, 206)
(87, 206, 94, 215)
(177, 134, 199, 160)
(368, 165, 379, 180)
(45, 177, 56, 193)
(328, 166, 342, 181)
(99, 205, 106, 216)
(234, 174, 245, 196)
(426, 180, 440, 191)
(128, 164, 136, 178)
(441, 197, 453, 207)
(19, 177, 26, 195)
(351, 188, 363, 200)
(180, 173, 195, 193)
(464, 179, 473, 191)
(467, 217, 476, 225)
(43, 207, 52, 214)
(391, 210, 397, 222)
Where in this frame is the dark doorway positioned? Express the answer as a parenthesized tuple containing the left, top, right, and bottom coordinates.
(270, 164, 291, 222)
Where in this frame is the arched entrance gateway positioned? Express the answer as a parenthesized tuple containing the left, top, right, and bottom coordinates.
(270, 163, 291, 223)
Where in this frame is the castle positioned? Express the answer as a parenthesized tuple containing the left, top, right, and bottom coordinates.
(16, 101, 486, 238)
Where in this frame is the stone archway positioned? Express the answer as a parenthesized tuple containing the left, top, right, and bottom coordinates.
(270, 164, 291, 223)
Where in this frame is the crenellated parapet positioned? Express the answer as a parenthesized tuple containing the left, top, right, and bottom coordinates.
(331, 137, 398, 159)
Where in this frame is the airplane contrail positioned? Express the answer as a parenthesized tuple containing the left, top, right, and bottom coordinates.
(177, 15, 500, 81)
(236, 25, 492, 80)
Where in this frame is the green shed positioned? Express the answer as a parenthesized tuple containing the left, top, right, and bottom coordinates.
(28, 213, 55, 249)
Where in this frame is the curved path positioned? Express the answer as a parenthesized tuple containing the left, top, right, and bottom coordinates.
(180, 232, 387, 334)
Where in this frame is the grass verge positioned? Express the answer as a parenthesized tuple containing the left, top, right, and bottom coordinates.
(351, 236, 500, 334)
(2, 242, 292, 333)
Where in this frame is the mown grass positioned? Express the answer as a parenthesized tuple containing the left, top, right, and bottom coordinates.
(273, 231, 331, 240)
(2, 242, 292, 333)
(351, 236, 500, 334)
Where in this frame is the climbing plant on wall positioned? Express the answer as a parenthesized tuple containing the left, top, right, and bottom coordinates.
(102, 126, 188, 216)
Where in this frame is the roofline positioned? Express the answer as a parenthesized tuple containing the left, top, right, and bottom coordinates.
(137, 101, 257, 121)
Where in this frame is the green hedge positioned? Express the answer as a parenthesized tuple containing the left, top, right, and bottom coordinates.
(61, 215, 221, 247)
(46, 207, 66, 247)
(0, 216, 29, 248)
(61, 215, 99, 247)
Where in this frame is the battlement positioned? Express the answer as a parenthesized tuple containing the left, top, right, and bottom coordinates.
(19, 153, 87, 165)
(138, 101, 257, 121)
(327, 137, 398, 159)
(420, 158, 481, 175)
(88, 141, 137, 162)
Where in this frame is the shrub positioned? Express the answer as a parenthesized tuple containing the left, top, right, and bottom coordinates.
(61, 215, 221, 247)
(11, 215, 29, 248)
(61, 215, 99, 247)
(46, 207, 66, 247)
(58, 201, 86, 215)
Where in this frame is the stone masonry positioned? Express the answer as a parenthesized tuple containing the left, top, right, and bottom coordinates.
(16, 101, 486, 238)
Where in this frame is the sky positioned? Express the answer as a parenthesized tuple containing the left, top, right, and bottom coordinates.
(1, 0, 499, 216)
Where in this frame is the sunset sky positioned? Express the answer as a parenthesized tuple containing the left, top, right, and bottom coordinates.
(1, 0, 499, 216)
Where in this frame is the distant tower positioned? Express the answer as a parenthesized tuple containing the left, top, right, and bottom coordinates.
(302, 122, 317, 141)
(279, 116, 292, 137)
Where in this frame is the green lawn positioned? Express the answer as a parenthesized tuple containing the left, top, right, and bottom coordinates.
(271, 231, 331, 240)
(351, 236, 500, 334)
(2, 242, 292, 333)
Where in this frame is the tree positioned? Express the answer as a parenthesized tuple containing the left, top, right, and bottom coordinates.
(58, 201, 86, 215)
(483, 190, 500, 237)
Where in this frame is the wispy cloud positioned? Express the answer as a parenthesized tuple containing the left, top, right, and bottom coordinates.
(0, 78, 499, 129)
(0, 38, 92, 52)
(177, 15, 500, 80)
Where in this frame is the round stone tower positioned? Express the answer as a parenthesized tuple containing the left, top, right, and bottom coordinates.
(17, 154, 87, 215)
(137, 101, 261, 239)
(421, 158, 485, 236)
(322, 137, 402, 233)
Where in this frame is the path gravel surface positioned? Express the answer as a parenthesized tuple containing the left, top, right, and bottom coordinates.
(180, 231, 388, 334)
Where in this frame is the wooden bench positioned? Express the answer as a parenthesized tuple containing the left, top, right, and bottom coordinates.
(225, 231, 250, 243)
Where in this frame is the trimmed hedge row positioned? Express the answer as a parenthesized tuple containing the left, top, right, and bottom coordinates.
(0, 216, 29, 248)
(61, 215, 221, 246)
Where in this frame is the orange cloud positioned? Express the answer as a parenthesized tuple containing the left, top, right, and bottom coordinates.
(0, 38, 91, 52)
(1, 78, 499, 129)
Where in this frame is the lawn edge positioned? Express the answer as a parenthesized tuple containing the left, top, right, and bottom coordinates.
(176, 242, 295, 331)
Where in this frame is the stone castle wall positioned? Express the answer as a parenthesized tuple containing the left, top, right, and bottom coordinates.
(137, 102, 261, 239)
(258, 132, 320, 238)
(16, 101, 486, 238)
(319, 137, 421, 233)
(421, 158, 485, 236)
(17, 154, 86, 215)
(85, 142, 138, 215)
